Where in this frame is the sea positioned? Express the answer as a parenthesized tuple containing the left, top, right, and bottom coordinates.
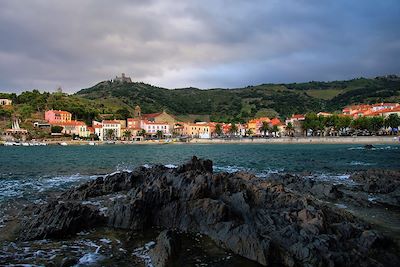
(0, 143, 399, 204)
(0, 143, 399, 266)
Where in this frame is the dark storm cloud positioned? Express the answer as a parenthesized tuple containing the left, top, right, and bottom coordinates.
(0, 0, 399, 92)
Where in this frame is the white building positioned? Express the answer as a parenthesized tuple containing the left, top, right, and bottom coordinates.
(102, 120, 121, 140)
(0, 99, 12, 106)
(91, 120, 122, 141)
(142, 120, 171, 136)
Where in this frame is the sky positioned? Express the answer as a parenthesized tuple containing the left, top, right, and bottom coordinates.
(0, 0, 399, 93)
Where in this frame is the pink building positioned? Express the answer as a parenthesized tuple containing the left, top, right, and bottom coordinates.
(45, 110, 72, 124)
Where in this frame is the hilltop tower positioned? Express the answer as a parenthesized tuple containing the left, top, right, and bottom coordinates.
(113, 73, 132, 83)
(134, 105, 141, 117)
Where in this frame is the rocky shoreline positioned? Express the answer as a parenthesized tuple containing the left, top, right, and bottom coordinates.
(2, 157, 400, 266)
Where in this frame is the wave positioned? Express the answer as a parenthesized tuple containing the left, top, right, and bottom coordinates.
(348, 145, 398, 151)
(0, 174, 97, 202)
(347, 161, 375, 166)
(304, 173, 357, 186)
(213, 165, 285, 178)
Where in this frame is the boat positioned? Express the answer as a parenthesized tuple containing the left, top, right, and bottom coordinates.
(88, 142, 96, 146)
(3, 142, 16, 146)
(59, 142, 68, 146)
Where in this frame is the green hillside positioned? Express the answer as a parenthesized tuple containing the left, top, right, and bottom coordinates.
(1, 75, 399, 125)
(76, 75, 400, 122)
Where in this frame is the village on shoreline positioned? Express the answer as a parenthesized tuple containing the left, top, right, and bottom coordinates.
(1, 95, 400, 146)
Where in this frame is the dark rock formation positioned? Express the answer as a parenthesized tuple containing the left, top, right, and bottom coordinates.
(18, 201, 106, 241)
(17, 157, 400, 266)
(149, 230, 181, 267)
(350, 169, 400, 207)
(364, 144, 375, 149)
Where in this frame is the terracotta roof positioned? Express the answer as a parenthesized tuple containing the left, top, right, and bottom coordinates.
(102, 120, 121, 124)
(371, 103, 398, 107)
(54, 121, 86, 126)
(48, 110, 72, 115)
(292, 114, 305, 119)
(143, 120, 169, 125)
(270, 118, 282, 126)
(93, 125, 102, 129)
(370, 106, 400, 115)
(142, 112, 163, 119)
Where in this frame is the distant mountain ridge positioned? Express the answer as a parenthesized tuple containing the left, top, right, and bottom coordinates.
(75, 75, 400, 122)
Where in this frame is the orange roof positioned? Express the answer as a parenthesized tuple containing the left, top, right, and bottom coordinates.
(54, 121, 86, 126)
(270, 118, 282, 126)
(48, 110, 72, 115)
(371, 103, 398, 107)
(292, 114, 305, 119)
(143, 120, 169, 125)
(370, 106, 400, 115)
(102, 120, 121, 124)
(249, 117, 270, 124)
(93, 124, 102, 129)
(142, 112, 163, 119)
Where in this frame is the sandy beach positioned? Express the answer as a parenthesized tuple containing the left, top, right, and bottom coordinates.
(189, 136, 400, 145)
(10, 136, 398, 146)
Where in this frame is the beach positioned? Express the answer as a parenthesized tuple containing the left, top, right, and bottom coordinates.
(3, 136, 398, 146)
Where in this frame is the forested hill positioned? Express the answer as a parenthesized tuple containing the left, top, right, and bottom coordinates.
(76, 75, 400, 122)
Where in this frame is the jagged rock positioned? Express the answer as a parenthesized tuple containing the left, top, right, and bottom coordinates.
(350, 169, 400, 194)
(18, 201, 106, 241)
(350, 169, 400, 207)
(149, 230, 181, 267)
(16, 157, 400, 267)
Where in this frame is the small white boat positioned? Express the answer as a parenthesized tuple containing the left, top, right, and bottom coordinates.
(88, 142, 96, 146)
(59, 142, 68, 146)
(22, 142, 30, 146)
(3, 142, 16, 146)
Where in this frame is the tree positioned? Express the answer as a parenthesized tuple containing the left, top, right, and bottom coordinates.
(245, 129, 253, 137)
(286, 122, 294, 137)
(18, 104, 34, 120)
(214, 124, 223, 136)
(115, 108, 131, 120)
(51, 126, 63, 134)
(229, 123, 238, 136)
(385, 114, 400, 134)
(259, 121, 270, 137)
(336, 116, 352, 134)
(138, 129, 146, 136)
(368, 116, 384, 134)
(123, 130, 132, 140)
(106, 129, 115, 140)
(271, 125, 279, 137)
(156, 130, 163, 139)
(303, 113, 323, 136)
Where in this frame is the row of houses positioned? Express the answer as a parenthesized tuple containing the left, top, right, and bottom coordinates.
(342, 103, 400, 118)
(42, 107, 286, 140)
(41, 102, 400, 140)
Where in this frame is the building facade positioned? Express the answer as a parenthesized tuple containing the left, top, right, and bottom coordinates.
(102, 120, 122, 140)
(0, 99, 12, 106)
(57, 121, 90, 137)
(45, 110, 72, 124)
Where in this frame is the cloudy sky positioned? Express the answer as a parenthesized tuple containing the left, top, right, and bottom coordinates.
(0, 0, 399, 93)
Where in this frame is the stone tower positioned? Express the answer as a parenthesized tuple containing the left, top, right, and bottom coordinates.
(134, 105, 141, 117)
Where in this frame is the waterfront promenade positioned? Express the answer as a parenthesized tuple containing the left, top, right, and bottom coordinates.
(189, 136, 400, 144)
(2, 136, 398, 146)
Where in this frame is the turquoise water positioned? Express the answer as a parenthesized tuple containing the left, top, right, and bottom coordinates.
(0, 144, 399, 202)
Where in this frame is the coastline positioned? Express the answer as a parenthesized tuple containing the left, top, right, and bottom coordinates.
(1, 136, 399, 146)
(189, 136, 400, 145)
